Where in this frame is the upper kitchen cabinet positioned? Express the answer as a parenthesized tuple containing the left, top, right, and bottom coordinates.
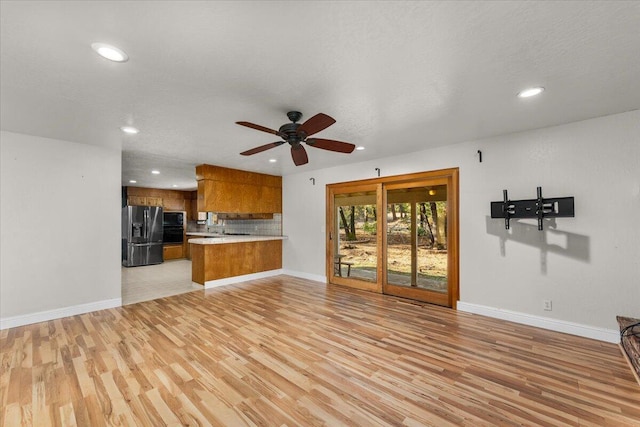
(147, 197, 164, 207)
(127, 195, 163, 207)
(162, 198, 185, 211)
(126, 187, 192, 210)
(196, 165, 282, 214)
(184, 191, 197, 221)
(127, 195, 147, 206)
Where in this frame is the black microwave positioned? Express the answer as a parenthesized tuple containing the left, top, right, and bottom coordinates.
(163, 212, 184, 227)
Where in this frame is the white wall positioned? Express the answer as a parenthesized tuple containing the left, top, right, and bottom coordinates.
(0, 131, 122, 327)
(282, 110, 640, 334)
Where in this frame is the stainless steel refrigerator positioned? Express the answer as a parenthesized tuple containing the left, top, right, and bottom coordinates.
(122, 205, 164, 267)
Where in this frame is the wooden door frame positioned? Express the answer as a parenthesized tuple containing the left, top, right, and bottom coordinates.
(326, 168, 459, 308)
(382, 175, 458, 307)
(326, 182, 382, 293)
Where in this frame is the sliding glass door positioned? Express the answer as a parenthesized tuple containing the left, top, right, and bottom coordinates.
(383, 178, 454, 306)
(326, 168, 458, 307)
(327, 184, 381, 292)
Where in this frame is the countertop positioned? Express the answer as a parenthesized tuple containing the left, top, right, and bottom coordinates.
(186, 233, 287, 245)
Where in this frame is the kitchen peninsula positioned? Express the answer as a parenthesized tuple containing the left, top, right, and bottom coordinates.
(190, 164, 285, 287)
(189, 235, 286, 286)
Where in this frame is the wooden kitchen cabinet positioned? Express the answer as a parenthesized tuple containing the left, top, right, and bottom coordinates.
(127, 195, 147, 206)
(146, 197, 163, 207)
(127, 195, 164, 207)
(163, 244, 184, 260)
(196, 165, 282, 213)
(185, 239, 193, 260)
(126, 187, 198, 210)
(217, 213, 273, 220)
(163, 198, 185, 211)
(191, 239, 282, 284)
(186, 194, 199, 221)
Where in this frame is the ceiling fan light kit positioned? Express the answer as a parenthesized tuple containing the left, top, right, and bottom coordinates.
(237, 111, 356, 166)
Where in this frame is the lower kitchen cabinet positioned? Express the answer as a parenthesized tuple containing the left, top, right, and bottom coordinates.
(190, 240, 282, 284)
(163, 244, 184, 260)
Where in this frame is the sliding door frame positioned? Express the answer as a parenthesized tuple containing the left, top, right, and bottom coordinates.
(382, 175, 456, 307)
(326, 168, 459, 308)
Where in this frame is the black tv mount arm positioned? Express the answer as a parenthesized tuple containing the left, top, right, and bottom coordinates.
(491, 187, 574, 231)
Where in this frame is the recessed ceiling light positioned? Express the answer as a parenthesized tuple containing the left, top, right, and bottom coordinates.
(91, 43, 129, 62)
(120, 126, 139, 134)
(172, 184, 178, 188)
(517, 87, 544, 98)
(151, 170, 160, 175)
(129, 180, 137, 184)
(269, 159, 277, 163)
(356, 146, 365, 151)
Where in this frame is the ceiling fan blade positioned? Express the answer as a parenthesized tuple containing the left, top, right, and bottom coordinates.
(296, 113, 336, 138)
(306, 138, 356, 153)
(291, 145, 309, 166)
(236, 121, 282, 136)
(240, 141, 284, 156)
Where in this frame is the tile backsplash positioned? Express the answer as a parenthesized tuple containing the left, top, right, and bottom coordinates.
(187, 213, 282, 236)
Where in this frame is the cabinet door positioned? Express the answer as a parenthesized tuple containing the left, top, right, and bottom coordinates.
(128, 196, 147, 206)
(163, 198, 185, 211)
(190, 199, 198, 221)
(147, 197, 163, 207)
(239, 183, 258, 213)
(163, 244, 184, 260)
(262, 186, 282, 213)
(197, 180, 213, 212)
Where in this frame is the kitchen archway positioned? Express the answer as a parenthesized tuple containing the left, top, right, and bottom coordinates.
(326, 168, 459, 308)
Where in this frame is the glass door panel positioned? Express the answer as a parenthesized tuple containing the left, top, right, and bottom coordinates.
(385, 198, 415, 286)
(384, 179, 452, 306)
(416, 194, 448, 293)
(329, 184, 381, 292)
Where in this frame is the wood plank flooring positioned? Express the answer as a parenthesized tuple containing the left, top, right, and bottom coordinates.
(2, 276, 639, 426)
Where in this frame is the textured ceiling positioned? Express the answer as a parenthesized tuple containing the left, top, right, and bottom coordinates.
(1, 1, 639, 190)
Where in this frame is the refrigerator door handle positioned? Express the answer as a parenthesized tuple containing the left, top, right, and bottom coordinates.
(143, 209, 148, 239)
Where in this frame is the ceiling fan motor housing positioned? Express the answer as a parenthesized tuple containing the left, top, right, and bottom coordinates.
(280, 113, 304, 145)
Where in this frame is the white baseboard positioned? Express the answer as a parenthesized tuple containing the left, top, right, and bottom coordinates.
(457, 301, 619, 344)
(281, 269, 327, 284)
(0, 298, 122, 330)
(204, 269, 284, 289)
(203, 269, 326, 289)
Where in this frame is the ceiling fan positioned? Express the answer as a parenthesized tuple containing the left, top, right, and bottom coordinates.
(237, 111, 355, 166)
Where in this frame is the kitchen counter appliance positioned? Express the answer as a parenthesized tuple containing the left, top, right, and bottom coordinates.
(163, 212, 184, 243)
(122, 205, 163, 267)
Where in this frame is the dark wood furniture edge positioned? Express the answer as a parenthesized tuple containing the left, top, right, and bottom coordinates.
(617, 316, 640, 387)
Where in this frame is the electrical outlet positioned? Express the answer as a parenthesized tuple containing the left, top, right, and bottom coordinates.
(543, 300, 552, 311)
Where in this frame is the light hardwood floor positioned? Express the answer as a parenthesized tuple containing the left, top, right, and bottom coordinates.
(2, 276, 639, 426)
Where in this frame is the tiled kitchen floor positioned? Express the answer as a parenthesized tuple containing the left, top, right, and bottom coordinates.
(121, 259, 203, 305)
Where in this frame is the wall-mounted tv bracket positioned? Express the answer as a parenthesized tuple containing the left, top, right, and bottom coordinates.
(491, 187, 574, 231)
